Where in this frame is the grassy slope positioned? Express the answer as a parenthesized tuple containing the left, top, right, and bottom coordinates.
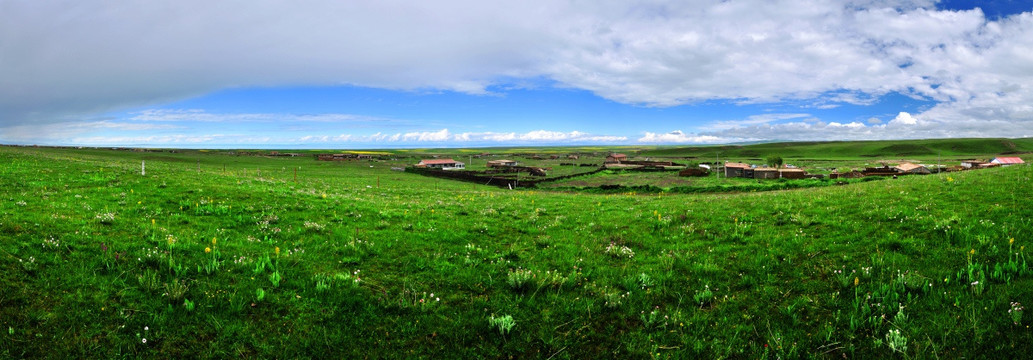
(639, 138, 1033, 159)
(1, 146, 1032, 358)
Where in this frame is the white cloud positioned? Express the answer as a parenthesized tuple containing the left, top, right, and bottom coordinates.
(130, 109, 393, 124)
(706, 113, 813, 130)
(403, 129, 451, 142)
(290, 129, 628, 145)
(638, 130, 726, 143)
(699, 114, 1033, 141)
(890, 112, 918, 125)
(2, 1, 1033, 143)
(0, 120, 181, 144)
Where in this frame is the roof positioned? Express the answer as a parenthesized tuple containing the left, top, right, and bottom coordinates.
(779, 168, 805, 172)
(488, 159, 517, 163)
(419, 159, 459, 165)
(895, 163, 926, 171)
(754, 167, 778, 171)
(724, 162, 750, 169)
(992, 157, 1025, 164)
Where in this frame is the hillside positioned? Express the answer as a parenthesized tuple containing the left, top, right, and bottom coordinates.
(1, 145, 1032, 358)
(639, 138, 1033, 159)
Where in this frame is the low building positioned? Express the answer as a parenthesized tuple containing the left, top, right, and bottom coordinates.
(894, 163, 931, 175)
(487, 159, 519, 168)
(991, 157, 1025, 166)
(862, 166, 898, 176)
(754, 168, 779, 179)
(416, 159, 465, 170)
(779, 168, 807, 179)
(724, 163, 750, 178)
(678, 168, 709, 177)
(961, 160, 986, 168)
(604, 153, 628, 164)
(830, 170, 864, 179)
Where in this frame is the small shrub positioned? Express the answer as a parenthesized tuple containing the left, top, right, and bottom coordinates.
(605, 243, 634, 259)
(164, 279, 188, 302)
(693, 284, 713, 307)
(1011, 302, 1025, 325)
(489, 314, 515, 335)
(137, 269, 161, 292)
(885, 329, 907, 353)
(269, 271, 282, 288)
(507, 268, 534, 291)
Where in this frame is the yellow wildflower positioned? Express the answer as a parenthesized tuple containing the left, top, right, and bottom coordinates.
(275, 247, 280, 256)
(212, 237, 217, 246)
(1010, 238, 1015, 246)
(970, 249, 976, 255)
(205, 247, 211, 253)
(854, 277, 859, 287)
(151, 219, 155, 226)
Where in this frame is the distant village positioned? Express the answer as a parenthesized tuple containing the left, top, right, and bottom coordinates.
(6, 144, 1024, 182)
(406, 152, 1027, 181)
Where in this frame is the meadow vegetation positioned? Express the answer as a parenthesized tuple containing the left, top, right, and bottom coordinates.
(1, 143, 1031, 358)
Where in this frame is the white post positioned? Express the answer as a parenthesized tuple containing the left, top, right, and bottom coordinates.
(142, 160, 146, 176)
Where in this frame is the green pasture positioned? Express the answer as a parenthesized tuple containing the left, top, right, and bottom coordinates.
(1, 144, 1031, 358)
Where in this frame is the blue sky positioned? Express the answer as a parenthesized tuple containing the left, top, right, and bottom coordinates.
(2, 1, 1032, 148)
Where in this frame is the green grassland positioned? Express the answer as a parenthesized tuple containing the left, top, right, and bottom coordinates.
(1, 144, 1032, 358)
(638, 137, 1033, 160)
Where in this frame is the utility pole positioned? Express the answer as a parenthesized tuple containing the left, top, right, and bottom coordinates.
(716, 151, 720, 178)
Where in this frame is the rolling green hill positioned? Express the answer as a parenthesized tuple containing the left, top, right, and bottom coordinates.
(639, 138, 1033, 159)
(2, 144, 1032, 358)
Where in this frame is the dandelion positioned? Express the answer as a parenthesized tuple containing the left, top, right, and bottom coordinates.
(275, 247, 280, 256)
(970, 249, 976, 255)
(205, 247, 211, 253)
(151, 219, 155, 226)
(212, 237, 217, 246)
(854, 277, 859, 287)
(1010, 238, 1015, 246)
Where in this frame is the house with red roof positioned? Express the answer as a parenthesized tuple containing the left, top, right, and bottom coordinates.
(604, 153, 628, 164)
(991, 157, 1025, 166)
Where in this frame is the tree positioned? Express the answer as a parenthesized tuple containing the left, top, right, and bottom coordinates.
(766, 156, 783, 169)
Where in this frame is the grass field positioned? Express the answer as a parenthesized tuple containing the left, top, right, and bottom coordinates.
(638, 138, 1033, 160)
(1, 143, 1032, 358)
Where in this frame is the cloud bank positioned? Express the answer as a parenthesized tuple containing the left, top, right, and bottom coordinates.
(2, 0, 1033, 144)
